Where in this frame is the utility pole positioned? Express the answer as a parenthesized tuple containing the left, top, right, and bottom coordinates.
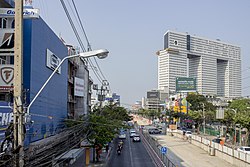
(13, 0, 24, 166)
(202, 103, 205, 135)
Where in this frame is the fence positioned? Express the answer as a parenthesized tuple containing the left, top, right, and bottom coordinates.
(173, 131, 250, 167)
(142, 131, 181, 167)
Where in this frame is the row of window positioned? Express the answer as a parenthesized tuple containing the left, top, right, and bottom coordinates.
(0, 18, 15, 29)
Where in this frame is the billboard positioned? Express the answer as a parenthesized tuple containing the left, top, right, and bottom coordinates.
(147, 91, 159, 99)
(176, 77, 196, 92)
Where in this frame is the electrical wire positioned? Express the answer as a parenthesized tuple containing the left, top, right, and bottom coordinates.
(71, 0, 109, 82)
(62, 0, 111, 90)
(60, 0, 105, 84)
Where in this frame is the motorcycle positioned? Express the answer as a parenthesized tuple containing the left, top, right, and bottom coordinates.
(117, 149, 121, 155)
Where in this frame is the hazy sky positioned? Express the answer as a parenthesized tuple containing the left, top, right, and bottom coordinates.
(33, 0, 250, 106)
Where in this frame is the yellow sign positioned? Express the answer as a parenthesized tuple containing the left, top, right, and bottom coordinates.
(173, 106, 187, 113)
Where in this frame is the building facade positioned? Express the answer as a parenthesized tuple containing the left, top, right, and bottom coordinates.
(158, 30, 241, 98)
(67, 45, 91, 119)
(145, 89, 168, 111)
(0, 4, 68, 145)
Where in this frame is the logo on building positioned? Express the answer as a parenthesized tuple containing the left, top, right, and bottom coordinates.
(1, 66, 14, 84)
(0, 33, 14, 49)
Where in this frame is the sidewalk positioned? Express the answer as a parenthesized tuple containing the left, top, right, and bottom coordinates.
(71, 147, 111, 167)
(133, 116, 237, 167)
(153, 134, 237, 167)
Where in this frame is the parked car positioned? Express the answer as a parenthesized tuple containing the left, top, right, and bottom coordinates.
(148, 128, 161, 134)
(185, 131, 192, 138)
(212, 138, 223, 144)
(132, 134, 141, 142)
(237, 146, 250, 154)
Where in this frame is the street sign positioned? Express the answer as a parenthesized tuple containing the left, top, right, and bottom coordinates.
(161, 146, 167, 154)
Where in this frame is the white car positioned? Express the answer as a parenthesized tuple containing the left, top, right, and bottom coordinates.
(237, 146, 250, 154)
(130, 132, 137, 138)
(185, 131, 192, 138)
(119, 133, 126, 139)
(129, 129, 136, 134)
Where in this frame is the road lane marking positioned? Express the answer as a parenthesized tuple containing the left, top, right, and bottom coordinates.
(128, 131, 134, 167)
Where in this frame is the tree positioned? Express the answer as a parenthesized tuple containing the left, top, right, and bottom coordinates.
(87, 104, 132, 161)
(228, 99, 250, 146)
(186, 93, 216, 133)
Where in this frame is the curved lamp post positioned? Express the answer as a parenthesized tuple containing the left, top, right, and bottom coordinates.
(26, 49, 109, 115)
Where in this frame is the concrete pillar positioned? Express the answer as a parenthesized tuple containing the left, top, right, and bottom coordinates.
(85, 147, 90, 165)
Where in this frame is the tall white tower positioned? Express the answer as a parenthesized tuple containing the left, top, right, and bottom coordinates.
(157, 30, 241, 98)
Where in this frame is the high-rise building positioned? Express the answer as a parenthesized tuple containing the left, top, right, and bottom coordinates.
(157, 30, 241, 98)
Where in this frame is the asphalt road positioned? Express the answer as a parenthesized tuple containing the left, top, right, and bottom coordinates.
(107, 130, 157, 167)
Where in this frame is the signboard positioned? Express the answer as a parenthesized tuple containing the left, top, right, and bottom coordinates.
(161, 147, 167, 154)
(147, 91, 159, 99)
(74, 77, 84, 97)
(0, 101, 13, 143)
(169, 124, 177, 130)
(24, 0, 33, 7)
(216, 107, 224, 119)
(0, 29, 14, 51)
(46, 49, 61, 74)
(0, 65, 14, 91)
(0, 8, 39, 19)
(176, 77, 196, 92)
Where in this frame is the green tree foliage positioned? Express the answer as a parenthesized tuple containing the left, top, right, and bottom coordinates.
(87, 104, 132, 147)
(137, 109, 160, 120)
(186, 93, 216, 132)
(227, 99, 250, 145)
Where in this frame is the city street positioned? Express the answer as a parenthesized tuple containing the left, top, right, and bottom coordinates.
(107, 131, 157, 167)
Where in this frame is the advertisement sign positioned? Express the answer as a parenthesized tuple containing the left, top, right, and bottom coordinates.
(0, 65, 14, 91)
(0, 101, 13, 143)
(147, 91, 159, 99)
(176, 77, 196, 92)
(46, 49, 61, 74)
(0, 29, 14, 51)
(0, 8, 39, 19)
(24, 0, 33, 6)
(74, 77, 84, 97)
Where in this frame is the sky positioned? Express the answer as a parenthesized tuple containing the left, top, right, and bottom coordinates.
(32, 0, 250, 106)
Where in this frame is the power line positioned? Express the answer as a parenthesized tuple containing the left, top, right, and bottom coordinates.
(71, 0, 110, 88)
(60, 0, 105, 84)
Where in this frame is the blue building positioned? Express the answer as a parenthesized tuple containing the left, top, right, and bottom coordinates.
(0, 2, 68, 145)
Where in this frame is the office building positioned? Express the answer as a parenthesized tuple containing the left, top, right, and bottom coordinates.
(157, 30, 241, 98)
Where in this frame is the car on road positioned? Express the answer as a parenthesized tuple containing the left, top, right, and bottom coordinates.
(148, 128, 161, 134)
(129, 129, 136, 134)
(237, 146, 250, 154)
(130, 132, 137, 138)
(132, 134, 141, 142)
(119, 132, 126, 139)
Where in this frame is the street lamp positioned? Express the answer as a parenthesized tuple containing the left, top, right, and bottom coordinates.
(26, 49, 109, 115)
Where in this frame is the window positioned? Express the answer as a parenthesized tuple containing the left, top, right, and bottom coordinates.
(174, 40, 178, 46)
(11, 20, 15, 28)
(0, 18, 7, 28)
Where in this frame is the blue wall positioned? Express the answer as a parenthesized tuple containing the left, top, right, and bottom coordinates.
(23, 18, 68, 145)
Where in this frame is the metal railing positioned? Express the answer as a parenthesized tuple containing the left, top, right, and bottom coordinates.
(142, 131, 180, 167)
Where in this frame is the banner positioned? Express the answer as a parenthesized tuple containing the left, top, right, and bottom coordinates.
(0, 8, 39, 19)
